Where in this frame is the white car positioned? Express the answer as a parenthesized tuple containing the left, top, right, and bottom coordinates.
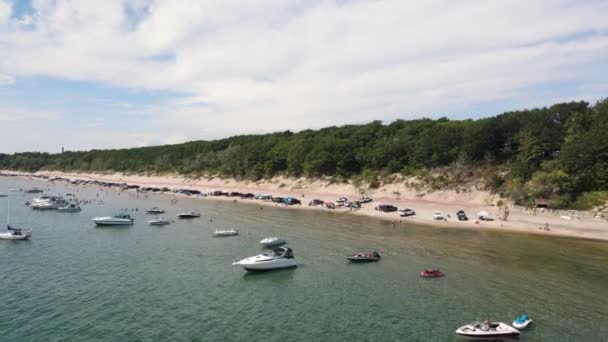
(399, 208, 416, 217)
(433, 211, 444, 220)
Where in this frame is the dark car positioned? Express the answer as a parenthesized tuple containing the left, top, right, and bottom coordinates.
(457, 210, 468, 221)
(375, 204, 398, 212)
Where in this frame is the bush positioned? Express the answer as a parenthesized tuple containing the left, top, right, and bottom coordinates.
(573, 192, 608, 210)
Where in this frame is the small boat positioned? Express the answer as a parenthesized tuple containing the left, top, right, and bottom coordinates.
(92, 213, 134, 226)
(0, 193, 7, 198)
(177, 212, 200, 219)
(57, 203, 82, 212)
(455, 321, 520, 338)
(24, 188, 43, 193)
(214, 229, 239, 237)
(260, 237, 286, 247)
(148, 218, 172, 226)
(513, 313, 533, 329)
(420, 269, 444, 278)
(30, 202, 55, 210)
(232, 246, 297, 271)
(146, 207, 165, 214)
(1, 199, 31, 240)
(0, 226, 32, 240)
(30, 196, 67, 210)
(346, 251, 381, 262)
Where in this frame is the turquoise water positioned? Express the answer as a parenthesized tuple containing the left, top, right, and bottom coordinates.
(1, 177, 607, 341)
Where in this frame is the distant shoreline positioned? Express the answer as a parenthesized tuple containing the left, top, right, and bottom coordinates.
(2, 170, 607, 242)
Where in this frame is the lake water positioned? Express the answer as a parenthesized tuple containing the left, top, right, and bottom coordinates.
(1, 177, 607, 341)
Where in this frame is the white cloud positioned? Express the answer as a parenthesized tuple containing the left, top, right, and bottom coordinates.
(0, 0, 10, 23)
(0, 0, 607, 152)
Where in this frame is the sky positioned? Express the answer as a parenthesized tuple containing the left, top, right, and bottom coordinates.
(1, 0, 607, 153)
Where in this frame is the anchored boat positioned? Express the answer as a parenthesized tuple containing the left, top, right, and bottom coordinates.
(346, 251, 381, 262)
(259, 237, 286, 247)
(455, 321, 520, 338)
(92, 213, 134, 226)
(232, 246, 297, 271)
(177, 212, 200, 219)
(513, 313, 533, 329)
(214, 229, 238, 237)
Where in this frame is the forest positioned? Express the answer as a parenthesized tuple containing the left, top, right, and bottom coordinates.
(1, 99, 607, 209)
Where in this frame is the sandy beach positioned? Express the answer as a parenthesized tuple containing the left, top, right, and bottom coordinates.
(3, 170, 607, 241)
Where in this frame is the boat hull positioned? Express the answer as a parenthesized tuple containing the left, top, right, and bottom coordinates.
(240, 259, 298, 271)
(0, 232, 31, 240)
(244, 264, 297, 271)
(420, 272, 444, 278)
(93, 220, 134, 226)
(148, 221, 171, 226)
(513, 319, 533, 329)
(346, 257, 380, 263)
(57, 208, 81, 212)
(214, 231, 238, 237)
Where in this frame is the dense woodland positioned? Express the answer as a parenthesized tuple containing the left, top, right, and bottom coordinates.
(1, 99, 607, 209)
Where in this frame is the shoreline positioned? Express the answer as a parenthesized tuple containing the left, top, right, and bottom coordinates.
(2, 170, 607, 242)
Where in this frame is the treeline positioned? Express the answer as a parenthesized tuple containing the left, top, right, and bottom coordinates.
(1, 99, 607, 209)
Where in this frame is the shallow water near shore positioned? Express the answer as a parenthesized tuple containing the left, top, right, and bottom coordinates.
(1, 177, 607, 341)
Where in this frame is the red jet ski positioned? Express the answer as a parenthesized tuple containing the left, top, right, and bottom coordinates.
(420, 269, 444, 278)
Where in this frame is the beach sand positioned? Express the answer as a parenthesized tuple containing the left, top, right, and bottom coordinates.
(4, 170, 608, 241)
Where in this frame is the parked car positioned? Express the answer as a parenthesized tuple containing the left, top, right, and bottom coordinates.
(309, 199, 325, 206)
(433, 211, 444, 220)
(399, 208, 416, 217)
(335, 197, 348, 206)
(375, 204, 398, 212)
(456, 210, 468, 221)
(359, 197, 373, 203)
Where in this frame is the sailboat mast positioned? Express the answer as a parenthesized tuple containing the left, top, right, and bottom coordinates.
(7, 194, 10, 227)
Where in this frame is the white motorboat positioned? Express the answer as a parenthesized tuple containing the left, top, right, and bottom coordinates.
(57, 203, 82, 212)
(232, 246, 297, 271)
(455, 321, 520, 338)
(146, 207, 165, 214)
(92, 213, 134, 226)
(177, 212, 200, 219)
(148, 218, 172, 226)
(259, 237, 286, 247)
(30, 201, 56, 210)
(29, 195, 53, 204)
(30, 196, 67, 210)
(512, 314, 533, 329)
(213, 229, 238, 237)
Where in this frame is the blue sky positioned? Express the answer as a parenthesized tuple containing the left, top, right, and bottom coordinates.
(1, 0, 607, 153)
